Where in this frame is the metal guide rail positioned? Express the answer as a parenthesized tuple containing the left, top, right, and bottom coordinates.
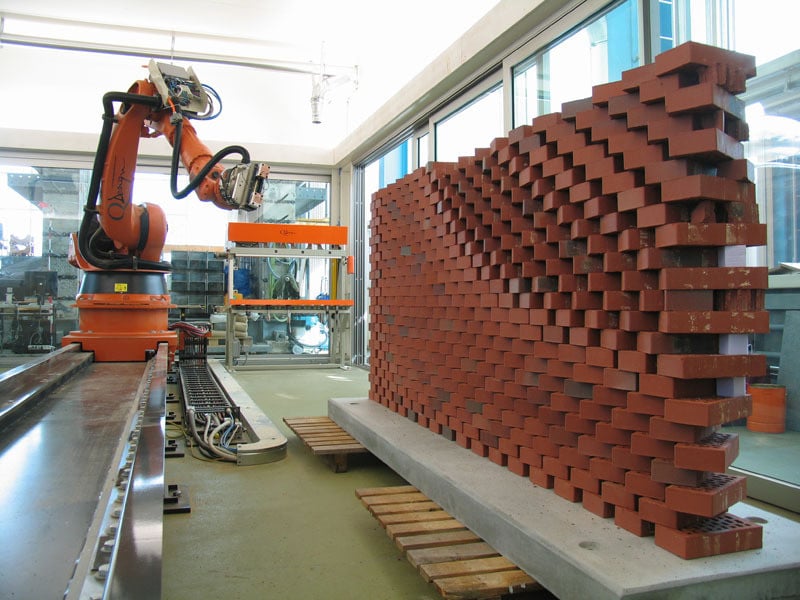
(0, 344, 168, 600)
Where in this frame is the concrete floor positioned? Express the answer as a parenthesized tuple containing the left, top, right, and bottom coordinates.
(162, 365, 448, 600)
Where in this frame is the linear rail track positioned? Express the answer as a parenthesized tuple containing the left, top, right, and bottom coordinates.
(0, 344, 167, 600)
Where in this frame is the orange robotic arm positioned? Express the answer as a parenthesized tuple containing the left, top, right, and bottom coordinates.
(77, 61, 268, 271)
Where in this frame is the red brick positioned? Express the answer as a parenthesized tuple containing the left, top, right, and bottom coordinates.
(658, 266, 768, 290)
(630, 432, 675, 459)
(619, 311, 659, 332)
(650, 458, 707, 487)
(507, 456, 530, 477)
(657, 353, 765, 379)
(582, 490, 615, 518)
(585, 196, 619, 220)
(661, 174, 754, 204)
(667, 128, 744, 162)
(578, 434, 613, 459)
(554, 476, 583, 502)
(601, 481, 637, 510)
(625, 470, 667, 501)
(652, 41, 756, 90)
(593, 386, 628, 407)
(549, 424, 580, 447)
(543, 455, 571, 479)
(636, 331, 717, 355)
(617, 185, 661, 212)
(611, 446, 653, 472)
(611, 408, 651, 432)
(658, 311, 770, 334)
(673, 432, 739, 473)
(637, 203, 688, 228)
(654, 514, 762, 559)
(586, 346, 616, 368)
(564, 412, 598, 436)
(572, 363, 605, 385)
(603, 368, 638, 391)
(617, 350, 656, 374)
(570, 467, 602, 494)
(530, 467, 554, 489)
(663, 395, 751, 427)
(559, 445, 591, 469)
(618, 228, 655, 251)
(649, 417, 707, 444)
(664, 473, 746, 517)
(595, 422, 632, 445)
(600, 329, 637, 351)
(589, 456, 627, 484)
(615, 506, 655, 537)
(577, 401, 610, 423)
(638, 497, 703, 529)
(519, 446, 543, 468)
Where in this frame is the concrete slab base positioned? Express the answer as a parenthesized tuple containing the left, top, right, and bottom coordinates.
(330, 397, 800, 600)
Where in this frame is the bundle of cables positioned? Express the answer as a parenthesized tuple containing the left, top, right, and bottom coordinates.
(185, 407, 241, 462)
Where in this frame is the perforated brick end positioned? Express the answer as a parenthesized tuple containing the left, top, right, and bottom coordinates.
(654, 513, 763, 559)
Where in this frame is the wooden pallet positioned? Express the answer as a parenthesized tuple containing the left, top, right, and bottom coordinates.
(283, 416, 368, 472)
(356, 485, 542, 599)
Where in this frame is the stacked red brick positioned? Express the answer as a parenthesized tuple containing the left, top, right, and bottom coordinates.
(368, 42, 767, 559)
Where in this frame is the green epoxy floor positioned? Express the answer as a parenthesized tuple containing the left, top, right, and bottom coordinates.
(162, 366, 445, 600)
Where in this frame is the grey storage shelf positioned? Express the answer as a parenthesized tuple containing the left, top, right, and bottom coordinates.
(169, 250, 226, 319)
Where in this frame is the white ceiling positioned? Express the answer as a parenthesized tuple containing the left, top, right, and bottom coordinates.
(0, 0, 501, 155)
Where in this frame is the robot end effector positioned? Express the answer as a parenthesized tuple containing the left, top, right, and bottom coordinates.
(220, 161, 270, 211)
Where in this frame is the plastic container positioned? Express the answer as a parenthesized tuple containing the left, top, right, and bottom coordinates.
(747, 383, 786, 433)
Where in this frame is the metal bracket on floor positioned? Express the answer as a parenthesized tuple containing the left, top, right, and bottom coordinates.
(164, 483, 191, 514)
(165, 439, 184, 458)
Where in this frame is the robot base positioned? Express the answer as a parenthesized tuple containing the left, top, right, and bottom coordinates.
(63, 271, 178, 362)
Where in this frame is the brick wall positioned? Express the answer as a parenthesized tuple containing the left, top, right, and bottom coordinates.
(369, 42, 766, 559)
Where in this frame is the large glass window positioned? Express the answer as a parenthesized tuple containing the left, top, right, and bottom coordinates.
(435, 84, 504, 162)
(0, 162, 331, 354)
(512, 0, 640, 127)
(356, 140, 413, 365)
(721, 0, 800, 502)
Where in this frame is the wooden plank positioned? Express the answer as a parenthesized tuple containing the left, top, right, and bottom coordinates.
(434, 569, 539, 599)
(359, 492, 429, 506)
(376, 510, 451, 527)
(308, 443, 365, 454)
(394, 529, 481, 552)
(385, 518, 465, 540)
(369, 500, 441, 516)
(420, 556, 518, 583)
(302, 434, 359, 443)
(283, 416, 333, 425)
(288, 425, 345, 433)
(355, 485, 418, 498)
(406, 542, 499, 569)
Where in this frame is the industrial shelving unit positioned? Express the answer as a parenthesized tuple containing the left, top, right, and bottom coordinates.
(169, 250, 226, 320)
(222, 222, 353, 370)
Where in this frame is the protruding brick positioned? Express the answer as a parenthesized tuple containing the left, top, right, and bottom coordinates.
(664, 473, 746, 517)
(673, 432, 739, 473)
(663, 395, 751, 427)
(654, 514, 762, 559)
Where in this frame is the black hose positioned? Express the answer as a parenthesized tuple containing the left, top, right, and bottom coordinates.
(169, 116, 251, 199)
(78, 91, 170, 272)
